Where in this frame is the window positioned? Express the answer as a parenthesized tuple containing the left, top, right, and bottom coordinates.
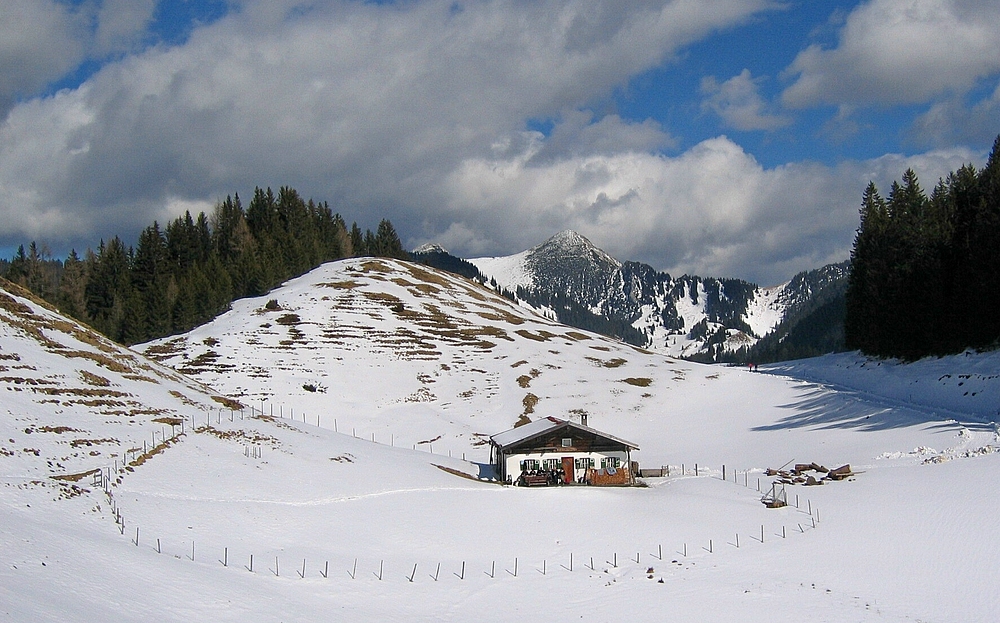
(520, 459, 539, 472)
(600, 457, 620, 469)
(561, 438, 573, 447)
(542, 458, 561, 470)
(575, 457, 594, 470)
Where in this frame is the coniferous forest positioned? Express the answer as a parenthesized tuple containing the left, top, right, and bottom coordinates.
(845, 135, 1000, 359)
(0, 186, 408, 345)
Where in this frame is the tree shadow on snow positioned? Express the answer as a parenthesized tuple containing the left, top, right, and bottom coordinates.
(752, 383, 995, 433)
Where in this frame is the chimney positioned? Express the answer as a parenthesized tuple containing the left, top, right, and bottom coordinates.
(581, 413, 588, 427)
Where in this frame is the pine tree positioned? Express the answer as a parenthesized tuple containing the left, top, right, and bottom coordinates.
(6, 245, 28, 285)
(374, 218, 407, 259)
(350, 223, 364, 256)
(132, 223, 171, 340)
(56, 250, 88, 321)
(845, 182, 888, 353)
(85, 238, 132, 340)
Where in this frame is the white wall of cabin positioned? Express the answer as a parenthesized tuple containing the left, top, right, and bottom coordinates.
(503, 450, 629, 483)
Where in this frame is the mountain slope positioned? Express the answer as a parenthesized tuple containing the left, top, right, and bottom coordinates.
(5, 266, 1000, 622)
(0, 277, 234, 486)
(135, 257, 974, 469)
(136, 257, 690, 460)
(467, 231, 849, 361)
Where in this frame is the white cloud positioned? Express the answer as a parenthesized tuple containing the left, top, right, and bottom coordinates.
(0, 0, 159, 119)
(4, 0, 985, 284)
(700, 69, 791, 131)
(909, 82, 1000, 147)
(440, 136, 981, 284)
(782, 0, 1000, 108)
(94, 0, 156, 55)
(0, 0, 773, 248)
(0, 0, 88, 116)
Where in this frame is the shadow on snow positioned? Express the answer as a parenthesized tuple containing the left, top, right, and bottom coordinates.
(752, 382, 995, 433)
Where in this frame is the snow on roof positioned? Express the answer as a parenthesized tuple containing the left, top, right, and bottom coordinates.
(490, 416, 639, 450)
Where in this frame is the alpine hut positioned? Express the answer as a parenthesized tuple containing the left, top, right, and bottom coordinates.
(489, 416, 639, 486)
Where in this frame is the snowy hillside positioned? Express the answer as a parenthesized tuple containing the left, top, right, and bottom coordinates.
(0, 279, 232, 484)
(3, 266, 1000, 622)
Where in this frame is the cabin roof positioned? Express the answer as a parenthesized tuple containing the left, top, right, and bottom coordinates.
(490, 416, 639, 451)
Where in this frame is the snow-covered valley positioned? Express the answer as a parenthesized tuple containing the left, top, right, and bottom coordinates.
(2, 261, 998, 622)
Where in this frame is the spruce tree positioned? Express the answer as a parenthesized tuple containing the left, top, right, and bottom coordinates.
(56, 250, 88, 321)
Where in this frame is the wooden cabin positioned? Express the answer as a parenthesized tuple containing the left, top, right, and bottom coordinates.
(489, 416, 639, 486)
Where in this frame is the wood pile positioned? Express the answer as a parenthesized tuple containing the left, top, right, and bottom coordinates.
(586, 466, 632, 486)
(826, 464, 854, 480)
(765, 462, 854, 485)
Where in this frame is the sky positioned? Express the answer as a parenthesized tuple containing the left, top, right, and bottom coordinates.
(1, 0, 998, 285)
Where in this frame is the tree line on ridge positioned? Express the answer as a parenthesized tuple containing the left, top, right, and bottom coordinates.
(0, 186, 407, 345)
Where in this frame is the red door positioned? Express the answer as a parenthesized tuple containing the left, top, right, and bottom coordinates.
(562, 457, 575, 484)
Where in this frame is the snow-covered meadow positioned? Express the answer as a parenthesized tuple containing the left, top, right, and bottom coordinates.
(2, 261, 998, 621)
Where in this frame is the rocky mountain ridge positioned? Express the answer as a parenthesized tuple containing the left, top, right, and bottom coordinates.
(415, 231, 849, 361)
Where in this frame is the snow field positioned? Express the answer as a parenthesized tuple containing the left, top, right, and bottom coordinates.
(5, 263, 1000, 622)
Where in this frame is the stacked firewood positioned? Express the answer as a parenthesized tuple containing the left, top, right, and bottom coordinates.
(765, 462, 854, 485)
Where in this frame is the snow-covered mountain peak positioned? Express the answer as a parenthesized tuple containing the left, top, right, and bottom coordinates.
(527, 230, 622, 272)
(468, 232, 850, 361)
(412, 242, 449, 255)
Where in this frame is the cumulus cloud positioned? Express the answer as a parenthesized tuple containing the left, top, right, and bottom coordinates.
(1, 0, 985, 284)
(438, 135, 979, 284)
(0, 0, 771, 248)
(0, 0, 157, 119)
(700, 69, 791, 131)
(909, 83, 1000, 148)
(93, 0, 156, 55)
(782, 0, 1000, 108)
(0, 0, 88, 117)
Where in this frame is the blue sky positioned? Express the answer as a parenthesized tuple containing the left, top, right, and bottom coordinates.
(1, 0, 998, 284)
